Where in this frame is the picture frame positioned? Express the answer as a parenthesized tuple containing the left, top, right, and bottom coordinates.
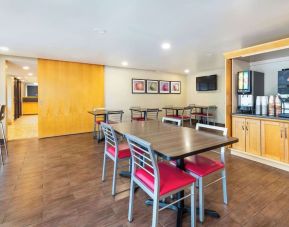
(170, 81, 181, 94)
(146, 80, 159, 93)
(132, 79, 146, 94)
(159, 80, 170, 94)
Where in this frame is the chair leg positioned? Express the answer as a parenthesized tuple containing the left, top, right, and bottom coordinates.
(97, 124, 101, 143)
(112, 159, 118, 196)
(222, 169, 228, 204)
(191, 183, 196, 227)
(199, 177, 205, 223)
(0, 122, 8, 157)
(128, 178, 135, 222)
(152, 198, 159, 227)
(0, 145, 3, 165)
(101, 153, 107, 182)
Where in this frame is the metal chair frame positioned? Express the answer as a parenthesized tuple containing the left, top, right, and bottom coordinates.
(101, 122, 130, 196)
(126, 134, 195, 227)
(161, 117, 181, 126)
(190, 123, 228, 223)
(0, 105, 8, 165)
(145, 108, 159, 120)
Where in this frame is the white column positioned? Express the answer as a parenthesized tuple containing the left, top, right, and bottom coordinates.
(0, 57, 7, 137)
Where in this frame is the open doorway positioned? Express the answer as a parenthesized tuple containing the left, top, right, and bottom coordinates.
(6, 57, 38, 140)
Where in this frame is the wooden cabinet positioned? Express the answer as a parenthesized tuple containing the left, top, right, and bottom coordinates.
(232, 115, 289, 164)
(245, 119, 261, 155)
(232, 117, 261, 155)
(232, 117, 246, 151)
(261, 121, 288, 162)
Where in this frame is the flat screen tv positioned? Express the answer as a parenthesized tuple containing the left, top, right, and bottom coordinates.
(196, 75, 217, 91)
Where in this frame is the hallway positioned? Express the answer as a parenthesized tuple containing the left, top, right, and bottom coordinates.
(8, 115, 38, 140)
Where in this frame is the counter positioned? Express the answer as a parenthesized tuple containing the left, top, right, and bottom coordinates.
(22, 97, 38, 115)
(232, 113, 289, 123)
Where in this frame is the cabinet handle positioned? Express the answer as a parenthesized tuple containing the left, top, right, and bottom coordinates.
(281, 129, 283, 138)
(242, 125, 244, 130)
(285, 128, 287, 139)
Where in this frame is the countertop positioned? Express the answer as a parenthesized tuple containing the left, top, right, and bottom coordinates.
(232, 113, 289, 122)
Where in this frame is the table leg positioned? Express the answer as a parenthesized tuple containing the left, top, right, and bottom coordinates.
(176, 159, 185, 227)
(93, 115, 97, 139)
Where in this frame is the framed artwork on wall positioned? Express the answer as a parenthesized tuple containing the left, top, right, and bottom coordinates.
(159, 81, 170, 94)
(170, 81, 181, 94)
(132, 79, 146, 93)
(146, 80, 159, 93)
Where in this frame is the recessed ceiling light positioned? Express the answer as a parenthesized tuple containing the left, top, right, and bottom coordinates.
(0, 46, 9, 52)
(184, 69, 190, 74)
(93, 28, 106, 34)
(28, 73, 33, 76)
(33, 82, 38, 85)
(161, 42, 171, 50)
(16, 77, 21, 79)
(22, 66, 29, 70)
(121, 61, 128, 66)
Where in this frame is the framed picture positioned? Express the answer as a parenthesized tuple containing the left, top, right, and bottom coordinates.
(159, 81, 170, 94)
(146, 80, 159, 93)
(132, 79, 146, 94)
(170, 81, 181, 94)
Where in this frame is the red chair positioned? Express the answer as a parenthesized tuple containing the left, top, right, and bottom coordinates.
(184, 123, 228, 223)
(130, 107, 145, 121)
(125, 134, 196, 227)
(101, 122, 130, 196)
(167, 107, 192, 126)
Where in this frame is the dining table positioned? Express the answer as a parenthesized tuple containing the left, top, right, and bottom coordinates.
(88, 109, 124, 141)
(111, 120, 238, 227)
(129, 107, 162, 120)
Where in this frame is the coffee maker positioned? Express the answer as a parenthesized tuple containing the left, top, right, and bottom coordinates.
(237, 70, 264, 114)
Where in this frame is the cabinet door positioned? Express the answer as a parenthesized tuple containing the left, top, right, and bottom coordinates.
(261, 121, 284, 161)
(245, 119, 261, 155)
(282, 123, 289, 163)
(232, 117, 246, 151)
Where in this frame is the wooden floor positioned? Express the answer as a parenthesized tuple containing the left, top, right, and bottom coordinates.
(0, 133, 289, 227)
(7, 115, 38, 141)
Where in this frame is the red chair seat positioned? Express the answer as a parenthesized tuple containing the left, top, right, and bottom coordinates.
(166, 114, 178, 118)
(184, 155, 224, 177)
(174, 115, 191, 119)
(135, 162, 196, 196)
(132, 117, 145, 121)
(191, 113, 213, 117)
(96, 119, 104, 124)
(107, 143, 131, 159)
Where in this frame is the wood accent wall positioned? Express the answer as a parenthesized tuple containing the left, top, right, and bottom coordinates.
(225, 59, 232, 136)
(38, 59, 104, 138)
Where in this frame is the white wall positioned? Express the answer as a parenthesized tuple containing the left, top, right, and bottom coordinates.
(250, 56, 289, 95)
(6, 75, 14, 124)
(105, 66, 187, 121)
(187, 69, 225, 124)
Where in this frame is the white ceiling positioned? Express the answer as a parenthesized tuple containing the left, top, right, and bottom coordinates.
(1, 0, 289, 74)
(6, 57, 37, 83)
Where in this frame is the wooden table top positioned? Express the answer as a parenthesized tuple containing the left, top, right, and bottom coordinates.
(162, 106, 191, 110)
(112, 121, 238, 160)
(88, 110, 124, 116)
(129, 108, 162, 112)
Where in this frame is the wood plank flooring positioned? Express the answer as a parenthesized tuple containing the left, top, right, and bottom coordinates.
(0, 133, 289, 226)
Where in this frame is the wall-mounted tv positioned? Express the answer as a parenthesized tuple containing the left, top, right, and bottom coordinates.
(196, 75, 217, 91)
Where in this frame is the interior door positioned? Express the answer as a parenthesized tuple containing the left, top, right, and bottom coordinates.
(245, 119, 261, 155)
(261, 121, 284, 161)
(232, 117, 246, 151)
(13, 78, 22, 120)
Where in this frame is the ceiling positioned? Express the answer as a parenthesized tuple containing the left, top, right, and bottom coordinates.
(1, 0, 289, 74)
(6, 57, 37, 84)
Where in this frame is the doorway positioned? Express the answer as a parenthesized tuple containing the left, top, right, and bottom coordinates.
(6, 58, 38, 140)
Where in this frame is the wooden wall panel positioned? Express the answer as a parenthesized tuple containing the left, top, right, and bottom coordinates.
(225, 58, 232, 136)
(38, 59, 104, 138)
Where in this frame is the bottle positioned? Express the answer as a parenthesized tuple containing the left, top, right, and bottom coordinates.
(268, 96, 275, 116)
(275, 96, 281, 117)
(255, 96, 261, 115)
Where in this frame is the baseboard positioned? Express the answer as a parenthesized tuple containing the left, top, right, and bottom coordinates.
(230, 149, 289, 172)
